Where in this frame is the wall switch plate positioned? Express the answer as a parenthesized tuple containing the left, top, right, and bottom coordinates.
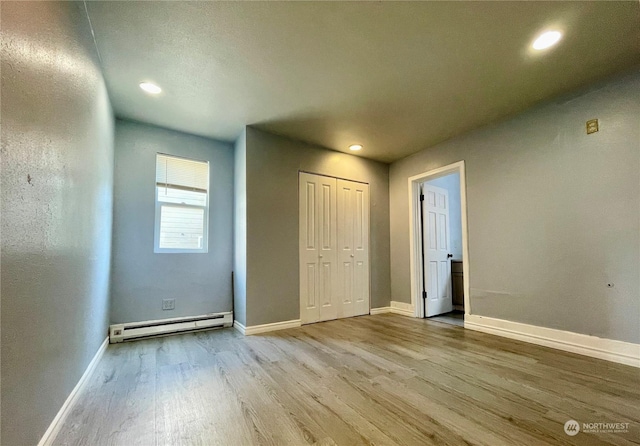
(162, 299, 176, 310)
(586, 119, 598, 134)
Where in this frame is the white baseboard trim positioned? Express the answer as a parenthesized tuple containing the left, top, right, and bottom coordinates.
(465, 315, 640, 368)
(370, 307, 391, 315)
(38, 337, 109, 446)
(370, 302, 415, 317)
(234, 319, 301, 336)
(233, 320, 246, 335)
(390, 301, 415, 317)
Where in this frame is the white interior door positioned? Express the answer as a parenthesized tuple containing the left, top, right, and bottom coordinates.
(299, 173, 338, 324)
(422, 184, 453, 317)
(337, 179, 370, 318)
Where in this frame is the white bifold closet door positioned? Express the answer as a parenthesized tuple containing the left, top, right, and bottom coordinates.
(299, 173, 369, 325)
(337, 179, 370, 319)
(299, 173, 338, 324)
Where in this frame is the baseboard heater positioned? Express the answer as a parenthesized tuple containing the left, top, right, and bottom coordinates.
(109, 312, 233, 343)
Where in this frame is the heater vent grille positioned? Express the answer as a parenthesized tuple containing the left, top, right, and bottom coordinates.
(109, 312, 232, 343)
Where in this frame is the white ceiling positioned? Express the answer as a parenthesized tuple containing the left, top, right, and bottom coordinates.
(86, 1, 640, 163)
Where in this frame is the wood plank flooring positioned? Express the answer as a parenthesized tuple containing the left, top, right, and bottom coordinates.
(54, 314, 640, 446)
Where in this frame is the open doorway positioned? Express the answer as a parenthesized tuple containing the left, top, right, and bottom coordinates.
(421, 172, 464, 325)
(408, 161, 470, 324)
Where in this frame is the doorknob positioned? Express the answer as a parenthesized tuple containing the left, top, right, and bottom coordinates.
(319, 254, 323, 258)
(447, 253, 453, 258)
(350, 254, 354, 258)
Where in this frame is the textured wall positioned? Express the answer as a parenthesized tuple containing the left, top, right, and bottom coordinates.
(390, 70, 640, 344)
(110, 120, 234, 324)
(233, 129, 247, 326)
(244, 127, 391, 326)
(0, 2, 114, 444)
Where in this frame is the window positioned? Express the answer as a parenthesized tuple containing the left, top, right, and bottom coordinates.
(154, 154, 209, 253)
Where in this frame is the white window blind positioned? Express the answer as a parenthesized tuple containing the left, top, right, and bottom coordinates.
(156, 154, 209, 192)
(154, 154, 209, 253)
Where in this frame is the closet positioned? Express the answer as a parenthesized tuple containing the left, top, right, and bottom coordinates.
(299, 172, 370, 325)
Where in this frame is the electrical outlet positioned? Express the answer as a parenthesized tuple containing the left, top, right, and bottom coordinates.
(162, 299, 175, 310)
(586, 119, 598, 134)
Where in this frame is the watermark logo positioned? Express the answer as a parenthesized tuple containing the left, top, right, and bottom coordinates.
(564, 419, 631, 436)
(564, 420, 580, 436)
(583, 422, 630, 434)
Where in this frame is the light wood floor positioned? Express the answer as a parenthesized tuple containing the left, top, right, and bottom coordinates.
(54, 314, 640, 446)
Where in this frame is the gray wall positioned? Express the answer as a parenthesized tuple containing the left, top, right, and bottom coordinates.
(1, 2, 114, 445)
(425, 172, 462, 260)
(390, 70, 640, 344)
(233, 129, 247, 326)
(111, 120, 234, 324)
(243, 127, 391, 326)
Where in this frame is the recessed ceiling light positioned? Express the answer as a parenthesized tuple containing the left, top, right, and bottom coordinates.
(349, 144, 363, 151)
(532, 31, 562, 50)
(139, 82, 162, 94)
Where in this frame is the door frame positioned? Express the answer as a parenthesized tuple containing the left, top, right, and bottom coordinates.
(408, 161, 471, 318)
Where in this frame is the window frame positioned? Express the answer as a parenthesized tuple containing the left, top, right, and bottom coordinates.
(153, 153, 210, 254)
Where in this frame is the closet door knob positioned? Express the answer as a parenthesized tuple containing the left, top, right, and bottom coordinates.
(350, 254, 355, 258)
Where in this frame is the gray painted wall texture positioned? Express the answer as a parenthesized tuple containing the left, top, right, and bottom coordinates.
(243, 127, 391, 326)
(425, 173, 462, 260)
(1, 2, 115, 444)
(390, 70, 640, 344)
(233, 129, 248, 326)
(111, 120, 234, 324)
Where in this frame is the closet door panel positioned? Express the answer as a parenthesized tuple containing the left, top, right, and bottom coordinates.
(352, 182, 370, 316)
(301, 174, 368, 325)
(337, 180, 355, 318)
(337, 179, 370, 318)
(299, 173, 320, 324)
(317, 175, 338, 322)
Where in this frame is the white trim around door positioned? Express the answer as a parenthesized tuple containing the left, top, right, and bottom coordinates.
(408, 161, 471, 319)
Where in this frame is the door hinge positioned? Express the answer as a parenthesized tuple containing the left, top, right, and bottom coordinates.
(420, 194, 424, 202)
(422, 291, 427, 299)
